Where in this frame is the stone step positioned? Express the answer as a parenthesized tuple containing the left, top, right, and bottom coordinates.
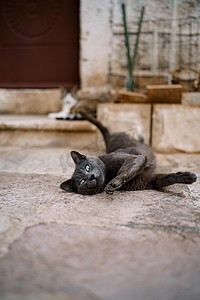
(97, 103, 151, 145)
(0, 114, 97, 148)
(97, 103, 200, 153)
(0, 88, 62, 114)
(1, 103, 200, 153)
(182, 92, 200, 105)
(152, 104, 200, 153)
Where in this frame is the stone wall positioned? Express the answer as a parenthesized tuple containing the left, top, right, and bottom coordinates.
(96, 102, 200, 153)
(80, 0, 111, 90)
(80, 0, 200, 91)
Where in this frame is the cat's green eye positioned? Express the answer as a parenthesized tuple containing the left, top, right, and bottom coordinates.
(79, 179, 86, 185)
(85, 165, 90, 172)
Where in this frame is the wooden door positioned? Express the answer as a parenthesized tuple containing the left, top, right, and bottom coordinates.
(0, 0, 79, 88)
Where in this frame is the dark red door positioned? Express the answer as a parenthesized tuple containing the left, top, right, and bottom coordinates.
(0, 0, 79, 88)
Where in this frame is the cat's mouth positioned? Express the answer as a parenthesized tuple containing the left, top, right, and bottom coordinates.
(87, 177, 99, 188)
(78, 175, 105, 195)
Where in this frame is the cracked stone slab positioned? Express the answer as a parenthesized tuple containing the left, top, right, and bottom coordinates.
(0, 223, 200, 300)
(0, 149, 200, 299)
(0, 172, 199, 257)
(0, 147, 200, 176)
(0, 147, 74, 176)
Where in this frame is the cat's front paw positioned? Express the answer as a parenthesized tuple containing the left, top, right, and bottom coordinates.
(176, 171, 197, 184)
(105, 179, 122, 194)
(105, 183, 115, 195)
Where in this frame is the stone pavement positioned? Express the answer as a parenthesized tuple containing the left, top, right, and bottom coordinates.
(0, 147, 200, 300)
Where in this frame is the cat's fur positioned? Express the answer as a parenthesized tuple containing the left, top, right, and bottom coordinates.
(48, 92, 77, 119)
(60, 110, 197, 195)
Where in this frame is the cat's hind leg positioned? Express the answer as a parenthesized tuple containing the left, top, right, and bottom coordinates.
(105, 154, 147, 194)
(147, 171, 197, 189)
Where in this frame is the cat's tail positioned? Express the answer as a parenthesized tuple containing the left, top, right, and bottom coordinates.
(78, 109, 111, 148)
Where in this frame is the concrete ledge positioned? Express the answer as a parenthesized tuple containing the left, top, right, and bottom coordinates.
(182, 92, 200, 105)
(0, 115, 97, 148)
(0, 89, 62, 114)
(97, 103, 151, 145)
(118, 91, 147, 103)
(0, 131, 97, 148)
(152, 104, 200, 153)
(0, 115, 96, 132)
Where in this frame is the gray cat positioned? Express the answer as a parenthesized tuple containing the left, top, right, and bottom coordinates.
(60, 110, 197, 195)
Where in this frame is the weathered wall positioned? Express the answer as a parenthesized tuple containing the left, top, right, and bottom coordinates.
(80, 0, 112, 90)
(80, 0, 200, 91)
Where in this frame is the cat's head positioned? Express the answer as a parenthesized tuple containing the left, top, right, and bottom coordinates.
(60, 151, 106, 195)
(63, 93, 77, 106)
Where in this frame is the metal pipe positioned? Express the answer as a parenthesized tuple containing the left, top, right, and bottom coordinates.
(132, 6, 145, 72)
(121, 3, 133, 91)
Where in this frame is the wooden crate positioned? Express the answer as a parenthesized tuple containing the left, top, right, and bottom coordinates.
(146, 85, 183, 103)
(111, 90, 147, 103)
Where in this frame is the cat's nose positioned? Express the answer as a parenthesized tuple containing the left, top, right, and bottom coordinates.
(90, 174, 95, 181)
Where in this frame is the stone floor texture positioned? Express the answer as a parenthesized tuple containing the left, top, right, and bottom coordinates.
(0, 146, 200, 300)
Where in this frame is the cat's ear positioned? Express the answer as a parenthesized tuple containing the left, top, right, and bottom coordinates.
(60, 179, 74, 192)
(71, 151, 86, 164)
